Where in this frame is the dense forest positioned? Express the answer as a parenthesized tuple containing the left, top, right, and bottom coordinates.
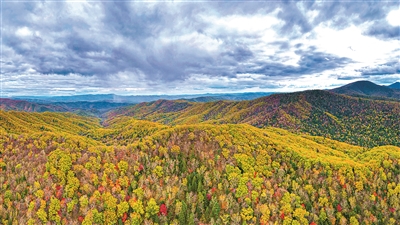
(107, 90, 400, 148)
(1, 110, 399, 224)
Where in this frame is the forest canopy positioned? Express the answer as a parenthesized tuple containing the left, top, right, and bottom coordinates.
(1, 110, 399, 224)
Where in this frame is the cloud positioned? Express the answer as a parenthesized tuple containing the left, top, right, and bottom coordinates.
(357, 61, 400, 76)
(1, 1, 399, 95)
(15, 27, 33, 37)
(277, 2, 312, 37)
(244, 49, 352, 77)
(365, 21, 400, 39)
(386, 8, 400, 26)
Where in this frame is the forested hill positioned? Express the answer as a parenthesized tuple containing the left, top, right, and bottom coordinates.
(388, 82, 400, 90)
(331, 81, 400, 100)
(1, 111, 400, 224)
(106, 90, 400, 147)
(0, 98, 130, 116)
(0, 111, 101, 136)
(0, 98, 69, 112)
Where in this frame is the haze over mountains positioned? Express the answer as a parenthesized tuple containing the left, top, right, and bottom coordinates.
(11, 92, 274, 104)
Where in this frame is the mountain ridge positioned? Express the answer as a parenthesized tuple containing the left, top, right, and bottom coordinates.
(331, 80, 400, 99)
(0, 98, 130, 116)
(11, 92, 274, 103)
(107, 89, 400, 147)
(3, 80, 400, 147)
(0, 98, 69, 112)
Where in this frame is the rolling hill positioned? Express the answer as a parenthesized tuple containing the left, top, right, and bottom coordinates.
(1, 111, 399, 224)
(331, 80, 400, 100)
(0, 110, 100, 135)
(4, 83, 399, 148)
(52, 101, 131, 116)
(107, 90, 400, 147)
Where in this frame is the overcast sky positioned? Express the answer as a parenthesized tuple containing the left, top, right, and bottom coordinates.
(1, 1, 399, 96)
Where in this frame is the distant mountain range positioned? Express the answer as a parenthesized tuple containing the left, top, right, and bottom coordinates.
(0, 98, 69, 112)
(12, 92, 274, 103)
(0, 98, 129, 116)
(3, 92, 274, 116)
(10, 81, 399, 105)
(2, 80, 400, 144)
(331, 80, 400, 100)
(2, 81, 399, 116)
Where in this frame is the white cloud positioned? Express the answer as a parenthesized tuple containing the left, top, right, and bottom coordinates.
(160, 32, 222, 53)
(205, 11, 283, 36)
(2, 73, 101, 96)
(386, 8, 400, 26)
(307, 23, 399, 68)
(15, 27, 33, 37)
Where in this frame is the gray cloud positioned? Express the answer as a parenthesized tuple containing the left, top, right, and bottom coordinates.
(2, 1, 399, 95)
(277, 2, 313, 37)
(278, 1, 398, 38)
(357, 61, 400, 76)
(365, 22, 400, 39)
(245, 49, 353, 77)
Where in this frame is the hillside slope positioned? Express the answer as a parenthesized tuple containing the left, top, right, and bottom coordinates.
(0, 110, 100, 135)
(1, 111, 399, 224)
(107, 90, 400, 147)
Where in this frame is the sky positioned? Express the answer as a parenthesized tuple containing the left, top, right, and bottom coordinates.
(1, 1, 399, 96)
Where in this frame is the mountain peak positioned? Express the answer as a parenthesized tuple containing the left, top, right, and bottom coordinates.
(341, 80, 380, 88)
(331, 80, 400, 99)
(388, 82, 400, 90)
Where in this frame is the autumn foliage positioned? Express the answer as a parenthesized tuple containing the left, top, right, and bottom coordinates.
(1, 107, 400, 224)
